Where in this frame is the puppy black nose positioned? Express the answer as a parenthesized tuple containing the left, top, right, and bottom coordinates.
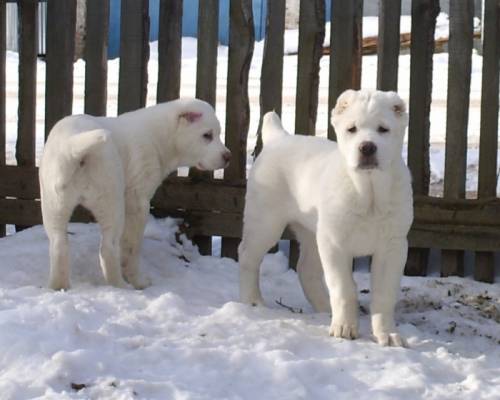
(359, 141, 377, 157)
(223, 151, 231, 163)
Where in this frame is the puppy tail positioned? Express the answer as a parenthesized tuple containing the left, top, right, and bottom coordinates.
(68, 129, 109, 161)
(261, 111, 289, 146)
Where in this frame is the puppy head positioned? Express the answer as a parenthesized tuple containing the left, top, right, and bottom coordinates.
(331, 89, 408, 172)
(174, 99, 231, 171)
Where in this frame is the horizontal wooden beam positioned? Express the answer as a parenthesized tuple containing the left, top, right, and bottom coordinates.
(1, 166, 500, 251)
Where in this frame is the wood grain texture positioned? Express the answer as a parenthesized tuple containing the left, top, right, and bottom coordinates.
(118, 0, 149, 114)
(0, 1, 5, 237)
(475, 0, 500, 283)
(328, 0, 362, 140)
(442, 0, 474, 277)
(157, 0, 182, 103)
(84, 0, 109, 116)
(405, 0, 440, 276)
(377, 0, 401, 91)
(221, 0, 254, 259)
(45, 0, 76, 138)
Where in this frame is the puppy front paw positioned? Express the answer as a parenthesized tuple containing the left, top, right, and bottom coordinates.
(373, 331, 407, 347)
(126, 274, 152, 290)
(49, 279, 70, 291)
(329, 322, 358, 340)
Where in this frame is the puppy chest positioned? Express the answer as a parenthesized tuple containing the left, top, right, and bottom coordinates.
(347, 217, 387, 257)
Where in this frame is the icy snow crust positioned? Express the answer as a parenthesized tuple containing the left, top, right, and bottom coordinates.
(0, 219, 498, 399)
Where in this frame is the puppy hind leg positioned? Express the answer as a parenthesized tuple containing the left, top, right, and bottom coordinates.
(47, 225, 71, 290)
(293, 226, 330, 313)
(238, 216, 286, 306)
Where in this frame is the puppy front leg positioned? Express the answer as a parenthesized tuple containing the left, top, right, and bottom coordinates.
(121, 202, 151, 289)
(370, 238, 408, 347)
(317, 232, 358, 339)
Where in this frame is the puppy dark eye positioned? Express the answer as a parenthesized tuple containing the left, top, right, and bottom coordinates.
(377, 126, 389, 133)
(347, 126, 357, 134)
(202, 132, 213, 141)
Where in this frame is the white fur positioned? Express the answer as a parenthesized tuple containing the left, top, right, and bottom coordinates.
(40, 98, 230, 290)
(239, 90, 413, 347)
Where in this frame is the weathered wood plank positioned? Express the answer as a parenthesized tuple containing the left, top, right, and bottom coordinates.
(190, 0, 219, 255)
(157, 0, 182, 103)
(0, 0, 5, 237)
(254, 0, 285, 156)
(118, 0, 149, 114)
(442, 0, 474, 277)
(221, 0, 254, 259)
(45, 0, 76, 137)
(405, 0, 440, 276)
(84, 0, 109, 116)
(377, 0, 401, 90)
(17, 0, 37, 167)
(328, 0, 362, 140)
(475, 0, 500, 283)
(295, 0, 325, 136)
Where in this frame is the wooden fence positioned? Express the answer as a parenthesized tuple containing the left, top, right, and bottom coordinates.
(0, 0, 499, 282)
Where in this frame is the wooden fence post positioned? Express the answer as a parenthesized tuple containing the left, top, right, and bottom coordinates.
(157, 0, 182, 103)
(406, 0, 440, 276)
(442, 0, 475, 277)
(118, 0, 149, 114)
(377, 0, 401, 91)
(45, 0, 76, 137)
(221, 0, 254, 260)
(84, 0, 109, 116)
(190, 0, 220, 255)
(328, 0, 362, 141)
(475, 0, 500, 283)
(0, 0, 5, 237)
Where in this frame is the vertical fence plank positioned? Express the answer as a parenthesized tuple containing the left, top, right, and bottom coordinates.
(45, 0, 76, 137)
(17, 0, 37, 167)
(157, 0, 182, 103)
(221, 0, 254, 260)
(254, 0, 285, 156)
(442, 0, 474, 277)
(295, 0, 325, 136)
(291, 0, 325, 268)
(190, 0, 219, 256)
(377, 0, 401, 91)
(405, 0, 440, 276)
(328, 0, 362, 140)
(0, 0, 5, 237)
(84, 0, 109, 116)
(475, 0, 500, 283)
(118, 0, 149, 114)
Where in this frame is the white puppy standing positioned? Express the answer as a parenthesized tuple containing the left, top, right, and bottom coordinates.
(239, 90, 413, 346)
(40, 99, 230, 290)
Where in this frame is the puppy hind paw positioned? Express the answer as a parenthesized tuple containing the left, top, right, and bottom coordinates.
(373, 331, 407, 347)
(126, 274, 152, 290)
(329, 323, 358, 340)
(49, 277, 70, 291)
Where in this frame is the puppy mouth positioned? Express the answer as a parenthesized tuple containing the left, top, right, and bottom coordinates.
(357, 157, 379, 170)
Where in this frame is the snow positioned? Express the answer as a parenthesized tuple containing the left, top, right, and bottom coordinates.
(0, 219, 499, 399)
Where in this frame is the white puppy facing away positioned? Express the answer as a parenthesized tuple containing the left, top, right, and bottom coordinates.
(40, 99, 230, 290)
(239, 90, 413, 346)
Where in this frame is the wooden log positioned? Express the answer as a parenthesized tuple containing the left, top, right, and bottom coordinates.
(45, 0, 76, 138)
(118, 0, 149, 114)
(377, 0, 401, 91)
(84, 0, 109, 116)
(254, 0, 285, 156)
(221, 0, 254, 260)
(189, 0, 219, 255)
(295, 0, 325, 136)
(0, 0, 5, 237)
(475, 0, 500, 283)
(442, 0, 474, 277)
(328, 0, 362, 140)
(157, 0, 182, 103)
(406, 0, 440, 276)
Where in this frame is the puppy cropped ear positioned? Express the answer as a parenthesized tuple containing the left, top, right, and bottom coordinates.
(179, 111, 203, 123)
(332, 89, 357, 116)
(393, 102, 406, 116)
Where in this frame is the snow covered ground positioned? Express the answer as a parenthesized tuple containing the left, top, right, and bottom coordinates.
(0, 219, 499, 399)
